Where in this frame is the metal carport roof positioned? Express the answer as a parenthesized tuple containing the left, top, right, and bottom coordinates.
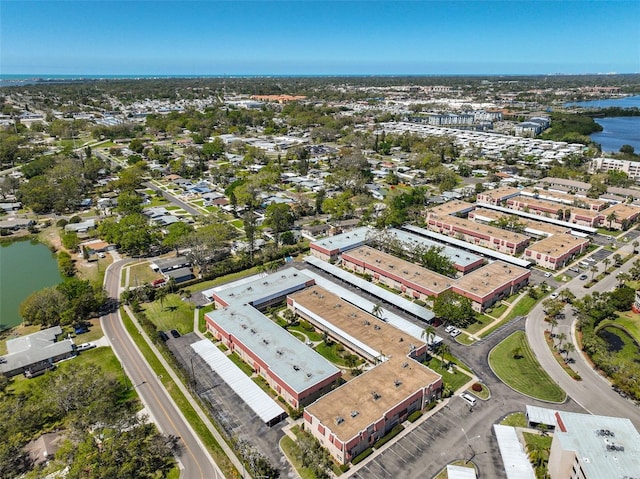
(191, 339, 286, 425)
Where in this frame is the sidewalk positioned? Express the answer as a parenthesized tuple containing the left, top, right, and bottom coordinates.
(122, 303, 248, 478)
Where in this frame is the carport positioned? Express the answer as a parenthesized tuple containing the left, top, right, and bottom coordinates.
(190, 339, 287, 426)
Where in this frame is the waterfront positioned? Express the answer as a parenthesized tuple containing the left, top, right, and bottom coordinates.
(565, 96, 640, 152)
(592, 117, 640, 153)
(0, 240, 62, 330)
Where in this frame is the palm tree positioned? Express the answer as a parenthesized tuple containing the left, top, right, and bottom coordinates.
(564, 342, 576, 362)
(547, 317, 558, 336)
(556, 332, 567, 349)
(606, 211, 618, 230)
(590, 265, 598, 281)
(613, 253, 623, 266)
(438, 343, 450, 369)
(421, 324, 436, 347)
(156, 287, 168, 310)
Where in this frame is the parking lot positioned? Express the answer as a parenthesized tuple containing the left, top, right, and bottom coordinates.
(348, 395, 506, 479)
(166, 334, 295, 478)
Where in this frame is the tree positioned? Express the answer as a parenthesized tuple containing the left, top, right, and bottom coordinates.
(590, 265, 599, 281)
(19, 286, 69, 327)
(437, 343, 450, 369)
(564, 341, 576, 362)
(606, 211, 618, 230)
(433, 291, 475, 328)
(264, 203, 294, 247)
(421, 324, 436, 347)
(162, 221, 194, 254)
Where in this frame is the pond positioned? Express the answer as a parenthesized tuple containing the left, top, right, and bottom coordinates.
(0, 239, 62, 331)
(598, 326, 640, 359)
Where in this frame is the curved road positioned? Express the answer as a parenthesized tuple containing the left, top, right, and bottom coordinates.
(526, 241, 640, 429)
(101, 259, 222, 478)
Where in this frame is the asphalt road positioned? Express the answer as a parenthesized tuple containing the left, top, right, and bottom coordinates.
(143, 181, 203, 217)
(526, 240, 640, 430)
(101, 259, 222, 478)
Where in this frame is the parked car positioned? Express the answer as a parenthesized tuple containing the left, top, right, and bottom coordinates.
(170, 329, 181, 338)
(460, 392, 477, 407)
(159, 331, 169, 341)
(76, 342, 96, 352)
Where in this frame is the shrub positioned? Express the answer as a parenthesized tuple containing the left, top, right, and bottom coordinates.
(351, 448, 373, 465)
(472, 382, 483, 392)
(407, 411, 423, 423)
(373, 424, 404, 449)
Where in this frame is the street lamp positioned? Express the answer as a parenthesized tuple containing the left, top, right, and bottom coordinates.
(461, 428, 480, 464)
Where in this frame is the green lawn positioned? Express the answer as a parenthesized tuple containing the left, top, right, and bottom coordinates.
(191, 266, 263, 293)
(423, 357, 472, 392)
(489, 331, 566, 403)
(487, 302, 508, 318)
(127, 261, 164, 286)
(288, 322, 324, 342)
(142, 294, 195, 334)
(8, 346, 137, 404)
(465, 314, 494, 334)
(280, 436, 316, 479)
(504, 295, 538, 321)
(228, 352, 255, 376)
(500, 412, 528, 428)
(314, 342, 360, 367)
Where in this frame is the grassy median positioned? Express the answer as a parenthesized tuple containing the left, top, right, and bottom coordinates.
(489, 331, 566, 403)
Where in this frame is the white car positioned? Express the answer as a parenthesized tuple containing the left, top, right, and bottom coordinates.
(76, 342, 96, 352)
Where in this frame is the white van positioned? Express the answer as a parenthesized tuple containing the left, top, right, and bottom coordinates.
(460, 392, 477, 407)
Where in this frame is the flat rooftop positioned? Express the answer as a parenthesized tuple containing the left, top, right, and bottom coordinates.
(510, 196, 601, 218)
(212, 268, 313, 307)
(430, 215, 530, 244)
(343, 246, 453, 294)
(480, 186, 521, 200)
(600, 202, 640, 221)
(294, 287, 440, 443)
(310, 226, 371, 254)
(471, 208, 570, 237)
(454, 261, 530, 298)
(388, 228, 484, 269)
(555, 411, 640, 478)
(205, 304, 340, 394)
(526, 233, 589, 257)
(427, 200, 476, 217)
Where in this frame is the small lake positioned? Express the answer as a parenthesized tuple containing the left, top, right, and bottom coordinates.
(0, 240, 62, 331)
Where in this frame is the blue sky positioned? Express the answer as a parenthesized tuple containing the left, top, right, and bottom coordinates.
(2, 1, 639, 75)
